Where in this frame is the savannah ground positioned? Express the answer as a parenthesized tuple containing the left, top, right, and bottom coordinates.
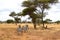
(0, 23, 60, 40)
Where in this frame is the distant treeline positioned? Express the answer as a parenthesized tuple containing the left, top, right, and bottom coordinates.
(0, 19, 60, 24)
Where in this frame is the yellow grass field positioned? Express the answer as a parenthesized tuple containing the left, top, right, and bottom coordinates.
(0, 23, 60, 40)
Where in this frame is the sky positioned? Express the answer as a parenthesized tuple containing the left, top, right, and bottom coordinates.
(0, 0, 60, 22)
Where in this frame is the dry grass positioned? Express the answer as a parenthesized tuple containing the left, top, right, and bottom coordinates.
(0, 23, 60, 40)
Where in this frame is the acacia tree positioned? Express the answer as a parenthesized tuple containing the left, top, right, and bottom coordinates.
(22, 0, 58, 28)
(9, 12, 21, 25)
(44, 19, 52, 23)
(22, 1, 45, 29)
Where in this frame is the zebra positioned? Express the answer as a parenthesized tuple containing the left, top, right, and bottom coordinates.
(17, 25, 23, 35)
(22, 25, 29, 33)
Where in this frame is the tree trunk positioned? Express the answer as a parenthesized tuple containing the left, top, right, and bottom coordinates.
(16, 23, 17, 25)
(41, 5, 44, 28)
(32, 18, 37, 29)
(33, 23, 36, 29)
(42, 12, 45, 28)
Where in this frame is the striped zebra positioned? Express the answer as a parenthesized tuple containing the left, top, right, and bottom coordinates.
(22, 25, 29, 33)
(17, 25, 23, 35)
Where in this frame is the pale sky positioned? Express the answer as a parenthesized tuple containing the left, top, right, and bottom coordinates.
(0, 0, 60, 22)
